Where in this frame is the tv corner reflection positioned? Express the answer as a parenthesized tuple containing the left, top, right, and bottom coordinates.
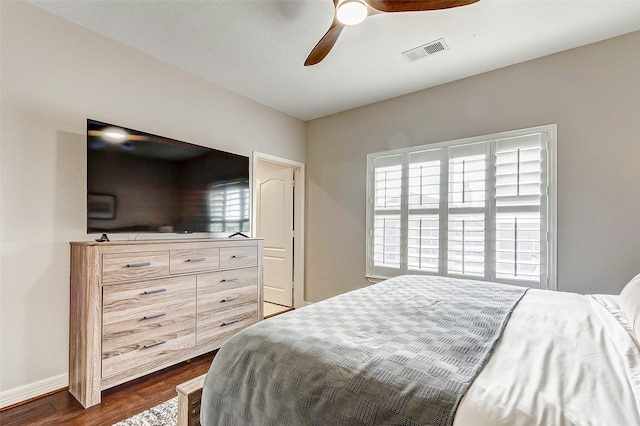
(87, 119, 250, 236)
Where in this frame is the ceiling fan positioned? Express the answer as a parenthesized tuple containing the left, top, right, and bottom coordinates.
(305, 0, 480, 66)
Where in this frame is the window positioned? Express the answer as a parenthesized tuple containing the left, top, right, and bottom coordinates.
(366, 125, 556, 290)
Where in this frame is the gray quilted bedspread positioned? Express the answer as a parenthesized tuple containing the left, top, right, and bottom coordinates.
(201, 275, 528, 426)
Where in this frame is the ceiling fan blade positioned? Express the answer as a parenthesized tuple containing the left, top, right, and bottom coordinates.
(304, 21, 344, 66)
(366, 0, 479, 13)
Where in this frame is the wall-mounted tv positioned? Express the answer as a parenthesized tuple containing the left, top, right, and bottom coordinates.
(87, 119, 250, 236)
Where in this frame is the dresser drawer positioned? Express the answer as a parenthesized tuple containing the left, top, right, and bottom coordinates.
(197, 304, 257, 347)
(102, 276, 196, 339)
(101, 319, 195, 380)
(197, 271, 258, 318)
(219, 246, 258, 269)
(170, 248, 220, 275)
(102, 251, 170, 283)
(197, 268, 258, 345)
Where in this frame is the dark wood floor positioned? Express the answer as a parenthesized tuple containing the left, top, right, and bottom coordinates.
(0, 352, 215, 426)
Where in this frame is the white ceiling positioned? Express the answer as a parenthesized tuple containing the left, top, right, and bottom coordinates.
(29, 0, 640, 121)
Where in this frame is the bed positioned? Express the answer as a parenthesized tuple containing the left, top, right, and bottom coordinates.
(192, 274, 640, 426)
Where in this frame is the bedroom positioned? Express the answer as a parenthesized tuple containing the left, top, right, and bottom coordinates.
(1, 0, 639, 423)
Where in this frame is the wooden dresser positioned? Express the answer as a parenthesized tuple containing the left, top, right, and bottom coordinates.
(69, 238, 263, 408)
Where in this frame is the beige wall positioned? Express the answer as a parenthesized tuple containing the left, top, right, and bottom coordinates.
(306, 31, 640, 303)
(0, 1, 305, 396)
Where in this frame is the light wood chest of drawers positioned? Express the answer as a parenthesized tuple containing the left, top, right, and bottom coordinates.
(69, 238, 263, 408)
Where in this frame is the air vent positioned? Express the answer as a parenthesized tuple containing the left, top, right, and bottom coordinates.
(402, 38, 449, 63)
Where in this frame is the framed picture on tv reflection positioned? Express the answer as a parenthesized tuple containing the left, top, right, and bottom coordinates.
(88, 193, 116, 220)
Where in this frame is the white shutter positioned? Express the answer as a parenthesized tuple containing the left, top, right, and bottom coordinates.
(407, 149, 442, 272)
(494, 134, 543, 283)
(373, 216, 402, 268)
(371, 155, 403, 274)
(447, 143, 486, 277)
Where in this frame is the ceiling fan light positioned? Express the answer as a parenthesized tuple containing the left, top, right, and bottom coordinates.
(337, 0, 367, 26)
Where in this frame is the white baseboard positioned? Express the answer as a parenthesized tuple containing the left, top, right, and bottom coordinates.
(0, 373, 68, 409)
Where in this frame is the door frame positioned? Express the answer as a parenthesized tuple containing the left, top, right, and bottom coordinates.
(252, 151, 305, 308)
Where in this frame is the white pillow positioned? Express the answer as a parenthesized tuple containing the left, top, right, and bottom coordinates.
(620, 272, 640, 340)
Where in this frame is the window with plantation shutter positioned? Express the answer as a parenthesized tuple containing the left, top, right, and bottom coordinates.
(372, 155, 403, 271)
(407, 149, 441, 273)
(494, 133, 548, 284)
(447, 143, 487, 278)
(366, 125, 556, 290)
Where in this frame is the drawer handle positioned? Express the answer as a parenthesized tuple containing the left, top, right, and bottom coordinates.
(221, 295, 239, 303)
(143, 312, 166, 320)
(231, 255, 248, 259)
(143, 340, 166, 349)
(221, 278, 238, 283)
(127, 262, 151, 268)
(186, 258, 206, 262)
(142, 288, 166, 295)
(222, 319, 240, 326)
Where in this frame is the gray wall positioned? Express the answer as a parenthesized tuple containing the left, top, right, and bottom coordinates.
(306, 31, 640, 303)
(0, 2, 305, 396)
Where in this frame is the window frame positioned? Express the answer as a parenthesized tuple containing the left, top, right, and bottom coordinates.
(365, 124, 557, 290)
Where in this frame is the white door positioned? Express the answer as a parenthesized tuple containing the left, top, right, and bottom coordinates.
(257, 165, 294, 307)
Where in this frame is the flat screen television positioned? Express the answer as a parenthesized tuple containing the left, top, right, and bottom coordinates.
(87, 119, 250, 236)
